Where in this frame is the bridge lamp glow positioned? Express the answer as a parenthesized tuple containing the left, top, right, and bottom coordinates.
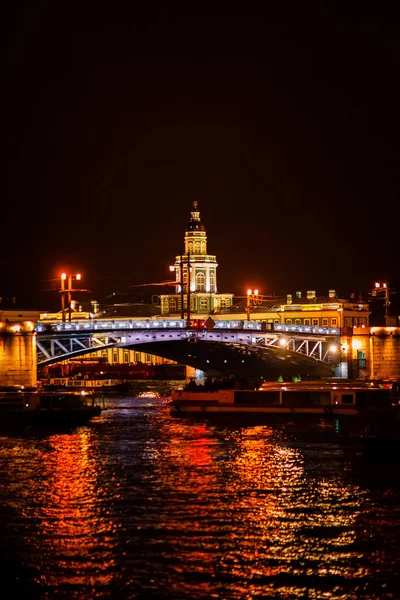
(329, 344, 338, 353)
(352, 340, 362, 350)
(254, 289, 259, 296)
(247, 289, 252, 296)
(279, 337, 287, 346)
(76, 273, 82, 281)
(61, 273, 67, 280)
(169, 266, 175, 272)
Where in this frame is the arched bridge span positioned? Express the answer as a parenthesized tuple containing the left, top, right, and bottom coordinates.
(36, 319, 339, 378)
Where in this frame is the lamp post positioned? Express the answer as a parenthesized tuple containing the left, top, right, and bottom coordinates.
(60, 273, 67, 322)
(246, 289, 261, 321)
(373, 282, 390, 324)
(169, 255, 187, 321)
(60, 272, 83, 322)
(187, 252, 191, 328)
(337, 307, 343, 334)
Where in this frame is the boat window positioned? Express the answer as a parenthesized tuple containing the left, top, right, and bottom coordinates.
(235, 391, 280, 404)
(356, 390, 392, 406)
(341, 394, 354, 404)
(282, 391, 330, 405)
(0, 396, 23, 410)
(40, 396, 51, 408)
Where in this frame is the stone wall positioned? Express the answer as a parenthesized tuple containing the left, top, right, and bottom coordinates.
(0, 312, 39, 387)
(353, 327, 400, 380)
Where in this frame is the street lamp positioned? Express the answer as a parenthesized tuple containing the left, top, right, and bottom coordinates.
(169, 256, 186, 320)
(246, 289, 261, 321)
(60, 272, 84, 322)
(373, 282, 391, 324)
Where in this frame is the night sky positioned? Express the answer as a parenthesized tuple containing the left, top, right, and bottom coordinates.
(3, 3, 400, 314)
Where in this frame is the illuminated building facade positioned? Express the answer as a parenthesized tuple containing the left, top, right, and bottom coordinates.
(160, 202, 233, 315)
(215, 289, 371, 330)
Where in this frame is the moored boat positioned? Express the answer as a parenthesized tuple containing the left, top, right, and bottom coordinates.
(170, 380, 400, 433)
(0, 386, 102, 429)
(43, 378, 130, 394)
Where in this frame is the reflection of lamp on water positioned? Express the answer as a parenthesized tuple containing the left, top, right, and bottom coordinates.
(246, 289, 261, 321)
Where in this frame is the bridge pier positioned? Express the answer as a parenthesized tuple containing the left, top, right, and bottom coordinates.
(0, 311, 40, 387)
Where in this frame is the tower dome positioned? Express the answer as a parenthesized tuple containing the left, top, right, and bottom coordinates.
(187, 201, 205, 231)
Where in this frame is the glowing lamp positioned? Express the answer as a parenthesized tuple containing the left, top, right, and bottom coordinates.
(247, 289, 252, 296)
(76, 273, 82, 281)
(169, 266, 175, 272)
(61, 273, 67, 280)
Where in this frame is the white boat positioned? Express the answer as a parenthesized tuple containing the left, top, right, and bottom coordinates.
(170, 380, 400, 421)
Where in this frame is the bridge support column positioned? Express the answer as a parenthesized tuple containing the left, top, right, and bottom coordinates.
(0, 312, 40, 387)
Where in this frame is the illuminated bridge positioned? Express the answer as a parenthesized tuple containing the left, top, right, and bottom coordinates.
(36, 319, 341, 379)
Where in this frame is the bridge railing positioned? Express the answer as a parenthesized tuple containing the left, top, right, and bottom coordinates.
(36, 318, 341, 337)
(213, 320, 262, 330)
(273, 323, 341, 336)
(36, 319, 187, 333)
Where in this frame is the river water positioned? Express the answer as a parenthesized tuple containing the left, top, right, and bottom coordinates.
(1, 382, 400, 599)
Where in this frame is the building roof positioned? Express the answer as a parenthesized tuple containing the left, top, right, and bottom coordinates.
(218, 294, 353, 315)
(95, 303, 161, 319)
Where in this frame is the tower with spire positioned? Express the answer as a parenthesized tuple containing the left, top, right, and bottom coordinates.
(160, 202, 233, 315)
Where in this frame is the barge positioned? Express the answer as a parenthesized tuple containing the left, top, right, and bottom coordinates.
(43, 378, 130, 394)
(170, 380, 400, 424)
(0, 386, 102, 429)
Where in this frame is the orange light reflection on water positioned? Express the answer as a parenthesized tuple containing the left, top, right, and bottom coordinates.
(152, 422, 369, 598)
(31, 429, 120, 589)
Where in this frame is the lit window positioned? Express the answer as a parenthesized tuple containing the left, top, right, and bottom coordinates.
(196, 273, 205, 292)
(210, 272, 215, 293)
(331, 318, 337, 326)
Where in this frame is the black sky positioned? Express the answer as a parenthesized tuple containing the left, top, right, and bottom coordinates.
(2, 3, 400, 311)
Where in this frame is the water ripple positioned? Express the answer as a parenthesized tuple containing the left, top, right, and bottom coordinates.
(1, 393, 400, 598)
